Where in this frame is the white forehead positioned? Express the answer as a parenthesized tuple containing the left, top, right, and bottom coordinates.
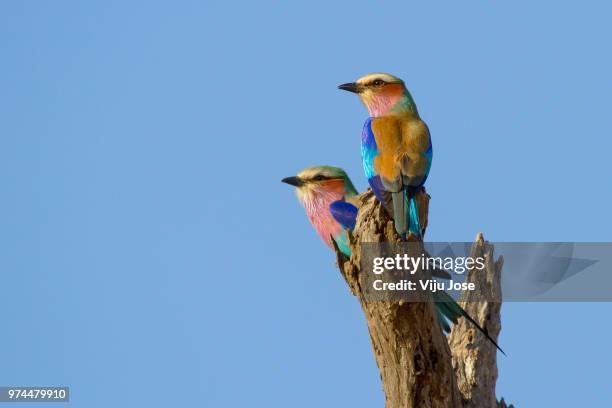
(297, 166, 343, 179)
(297, 167, 323, 179)
(356, 72, 403, 85)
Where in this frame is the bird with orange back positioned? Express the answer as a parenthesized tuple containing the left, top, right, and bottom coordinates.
(339, 73, 432, 239)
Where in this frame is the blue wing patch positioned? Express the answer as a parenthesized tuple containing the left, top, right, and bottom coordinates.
(361, 118, 387, 202)
(367, 175, 387, 205)
(361, 117, 378, 180)
(420, 135, 433, 186)
(329, 200, 358, 232)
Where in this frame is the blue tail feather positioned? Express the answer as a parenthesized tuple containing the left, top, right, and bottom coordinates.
(408, 194, 421, 236)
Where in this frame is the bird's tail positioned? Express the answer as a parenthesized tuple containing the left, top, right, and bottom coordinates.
(391, 190, 407, 237)
(408, 192, 421, 237)
(435, 307, 452, 333)
(391, 189, 421, 238)
(433, 290, 506, 355)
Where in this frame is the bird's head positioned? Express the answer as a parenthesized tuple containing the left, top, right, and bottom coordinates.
(338, 73, 416, 117)
(281, 166, 355, 203)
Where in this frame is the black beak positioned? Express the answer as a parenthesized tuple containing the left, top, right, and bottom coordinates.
(338, 82, 362, 94)
(281, 176, 304, 187)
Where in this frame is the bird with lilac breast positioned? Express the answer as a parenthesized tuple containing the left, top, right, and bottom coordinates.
(281, 165, 444, 266)
(281, 166, 359, 257)
(281, 166, 504, 351)
(339, 73, 432, 239)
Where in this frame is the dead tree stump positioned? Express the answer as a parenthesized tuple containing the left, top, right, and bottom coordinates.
(332, 189, 510, 408)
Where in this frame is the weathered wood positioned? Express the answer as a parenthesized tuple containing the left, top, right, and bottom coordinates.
(335, 189, 460, 408)
(447, 233, 504, 408)
(332, 189, 512, 408)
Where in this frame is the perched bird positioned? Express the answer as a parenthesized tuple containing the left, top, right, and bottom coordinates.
(281, 166, 358, 257)
(282, 166, 504, 352)
(339, 73, 432, 238)
(281, 166, 448, 269)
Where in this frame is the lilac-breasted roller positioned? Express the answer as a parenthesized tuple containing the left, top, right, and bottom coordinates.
(281, 166, 358, 257)
(339, 73, 432, 238)
(281, 166, 450, 272)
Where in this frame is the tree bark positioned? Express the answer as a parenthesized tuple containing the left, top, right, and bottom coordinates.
(333, 189, 512, 408)
(447, 234, 504, 408)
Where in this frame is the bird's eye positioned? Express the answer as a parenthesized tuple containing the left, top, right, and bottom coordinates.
(312, 175, 327, 181)
(372, 79, 384, 86)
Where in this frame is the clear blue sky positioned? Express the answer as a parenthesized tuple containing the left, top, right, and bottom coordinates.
(1, 1, 611, 407)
